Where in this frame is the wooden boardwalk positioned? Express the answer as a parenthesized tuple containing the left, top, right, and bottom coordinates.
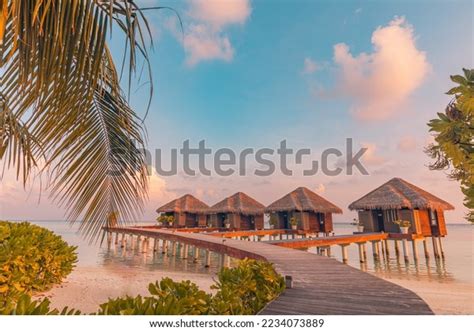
(106, 227, 433, 315)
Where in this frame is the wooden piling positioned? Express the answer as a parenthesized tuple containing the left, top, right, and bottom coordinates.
(438, 237, 445, 258)
(357, 243, 365, 263)
(340, 244, 348, 263)
(412, 239, 419, 262)
(205, 250, 211, 268)
(422, 238, 430, 259)
(193, 247, 200, 262)
(432, 237, 440, 259)
(183, 244, 189, 259)
(402, 239, 409, 262)
(172, 241, 177, 256)
(394, 240, 400, 256)
(371, 241, 379, 259)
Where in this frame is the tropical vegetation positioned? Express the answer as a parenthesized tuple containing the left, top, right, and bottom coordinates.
(0, 221, 77, 305)
(426, 69, 474, 222)
(156, 214, 175, 227)
(0, 258, 285, 315)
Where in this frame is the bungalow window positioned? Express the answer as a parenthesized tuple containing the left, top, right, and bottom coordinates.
(429, 209, 438, 226)
(384, 209, 398, 223)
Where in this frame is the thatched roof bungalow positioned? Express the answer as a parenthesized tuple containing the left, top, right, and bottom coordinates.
(156, 194, 209, 228)
(265, 187, 343, 233)
(207, 192, 265, 230)
(349, 178, 454, 236)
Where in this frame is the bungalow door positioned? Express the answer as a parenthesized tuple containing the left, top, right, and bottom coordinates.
(372, 209, 385, 232)
(429, 209, 439, 236)
(282, 212, 289, 229)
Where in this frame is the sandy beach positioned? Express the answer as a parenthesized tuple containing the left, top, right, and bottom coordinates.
(382, 277, 474, 315)
(36, 266, 217, 314)
(38, 265, 474, 315)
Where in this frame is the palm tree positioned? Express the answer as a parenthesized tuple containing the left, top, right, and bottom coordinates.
(0, 1, 158, 238)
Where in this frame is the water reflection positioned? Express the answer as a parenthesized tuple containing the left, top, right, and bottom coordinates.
(99, 241, 235, 277)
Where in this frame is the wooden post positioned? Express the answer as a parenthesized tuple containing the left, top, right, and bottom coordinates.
(179, 243, 185, 258)
(340, 245, 348, 263)
(153, 238, 158, 252)
(172, 242, 177, 256)
(140, 237, 146, 253)
(394, 240, 400, 256)
(183, 244, 189, 259)
(220, 253, 225, 267)
(130, 235, 135, 250)
(371, 241, 379, 259)
(383, 240, 389, 257)
(114, 232, 119, 245)
(162, 240, 168, 254)
(422, 238, 430, 259)
(363, 243, 367, 260)
(432, 237, 440, 259)
(120, 233, 126, 248)
(402, 238, 409, 262)
(412, 239, 419, 262)
(106, 231, 112, 246)
(205, 250, 211, 267)
(438, 237, 445, 259)
(193, 247, 200, 262)
(357, 243, 365, 263)
(224, 255, 231, 268)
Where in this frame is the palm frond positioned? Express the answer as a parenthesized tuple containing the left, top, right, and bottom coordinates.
(0, 0, 156, 239)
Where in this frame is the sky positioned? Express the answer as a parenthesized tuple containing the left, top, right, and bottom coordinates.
(1, 0, 473, 223)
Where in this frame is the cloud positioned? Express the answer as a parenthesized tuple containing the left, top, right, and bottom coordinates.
(323, 17, 429, 120)
(183, 24, 234, 66)
(360, 143, 386, 166)
(397, 135, 418, 152)
(167, 0, 251, 66)
(189, 0, 251, 27)
(303, 57, 319, 74)
(315, 183, 326, 193)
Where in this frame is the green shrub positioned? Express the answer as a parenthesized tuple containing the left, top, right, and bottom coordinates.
(0, 221, 77, 304)
(97, 278, 211, 315)
(98, 259, 284, 315)
(210, 259, 285, 314)
(0, 294, 80, 315)
(1, 256, 284, 315)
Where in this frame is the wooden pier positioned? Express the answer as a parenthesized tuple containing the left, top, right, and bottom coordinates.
(104, 226, 433, 315)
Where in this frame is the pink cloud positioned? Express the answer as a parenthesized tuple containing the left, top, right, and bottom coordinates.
(183, 24, 234, 66)
(329, 17, 430, 120)
(189, 0, 251, 27)
(303, 57, 319, 74)
(397, 135, 418, 152)
(166, 0, 251, 66)
(361, 143, 386, 166)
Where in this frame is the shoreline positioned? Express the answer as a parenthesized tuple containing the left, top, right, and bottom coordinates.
(36, 266, 217, 314)
(38, 264, 474, 314)
(379, 276, 474, 315)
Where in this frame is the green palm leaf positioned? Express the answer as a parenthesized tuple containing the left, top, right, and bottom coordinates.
(1, 0, 155, 238)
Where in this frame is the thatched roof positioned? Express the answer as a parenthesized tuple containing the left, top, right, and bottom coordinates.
(348, 177, 455, 211)
(208, 192, 265, 215)
(265, 187, 343, 214)
(156, 194, 209, 214)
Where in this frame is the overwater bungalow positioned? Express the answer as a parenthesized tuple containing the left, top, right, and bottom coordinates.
(348, 177, 454, 236)
(265, 187, 343, 234)
(156, 194, 209, 228)
(207, 192, 265, 230)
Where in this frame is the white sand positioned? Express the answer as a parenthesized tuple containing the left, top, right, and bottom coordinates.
(38, 266, 474, 314)
(36, 266, 216, 313)
(381, 277, 474, 315)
